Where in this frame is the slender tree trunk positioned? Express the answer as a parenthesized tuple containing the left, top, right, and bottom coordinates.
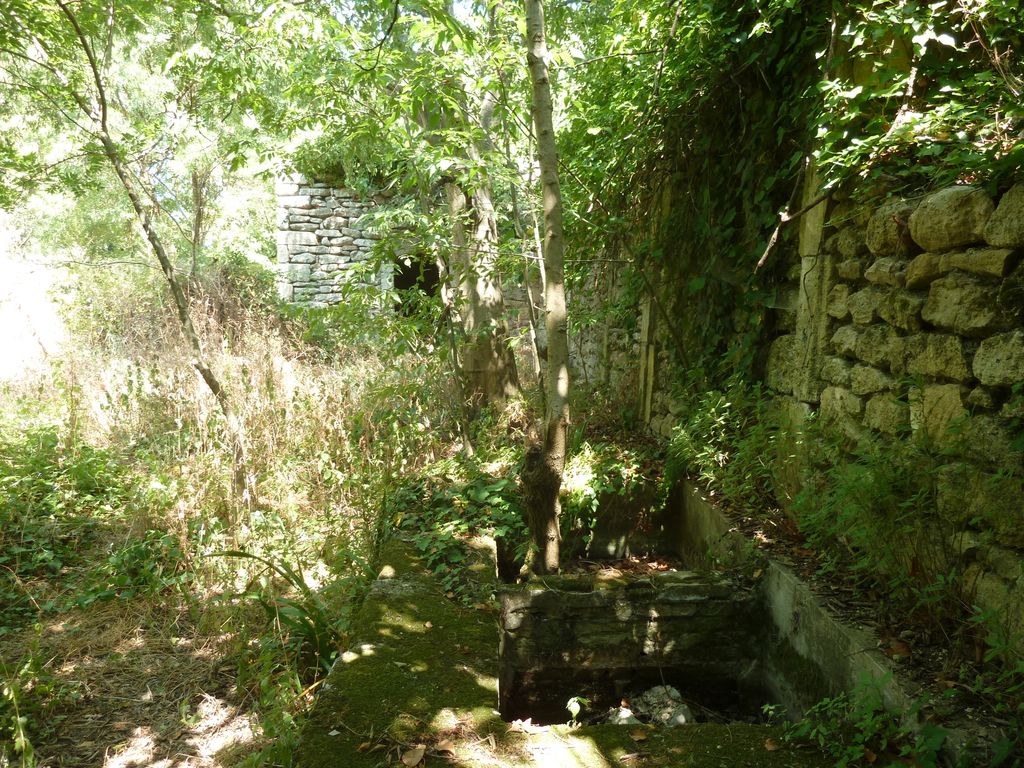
(99, 135, 250, 502)
(190, 168, 206, 279)
(523, 0, 568, 575)
(54, 0, 250, 504)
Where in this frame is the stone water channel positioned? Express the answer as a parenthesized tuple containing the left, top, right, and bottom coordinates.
(297, 482, 929, 767)
(497, 482, 913, 727)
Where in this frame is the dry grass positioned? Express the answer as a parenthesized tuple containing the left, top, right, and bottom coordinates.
(0, 597, 258, 768)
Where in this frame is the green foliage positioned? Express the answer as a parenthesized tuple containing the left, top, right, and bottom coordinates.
(557, 0, 1023, 384)
(794, 424, 966, 620)
(560, 440, 659, 549)
(396, 458, 527, 600)
(785, 683, 948, 768)
(0, 426, 125, 629)
(665, 376, 779, 515)
(215, 550, 355, 674)
(78, 530, 191, 606)
(1, 626, 83, 768)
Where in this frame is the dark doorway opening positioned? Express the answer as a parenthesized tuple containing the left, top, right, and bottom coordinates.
(394, 255, 440, 314)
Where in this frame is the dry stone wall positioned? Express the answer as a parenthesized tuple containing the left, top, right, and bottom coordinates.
(275, 174, 389, 304)
(603, 182, 1023, 645)
(765, 182, 1024, 634)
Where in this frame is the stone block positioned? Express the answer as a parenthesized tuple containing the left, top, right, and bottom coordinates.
(278, 195, 313, 209)
(827, 284, 850, 319)
(864, 394, 910, 435)
(849, 286, 884, 324)
(312, 207, 334, 217)
(275, 244, 289, 263)
(767, 335, 798, 394)
(984, 183, 1024, 248)
(288, 252, 316, 264)
(914, 384, 967, 445)
(973, 330, 1024, 387)
(944, 247, 1019, 279)
(275, 181, 299, 196)
(963, 414, 1023, 466)
(290, 223, 319, 232)
(276, 230, 317, 246)
(985, 547, 1024, 582)
(821, 356, 853, 387)
(923, 271, 1007, 337)
(867, 199, 918, 257)
(905, 334, 971, 381)
(851, 365, 893, 395)
(905, 252, 946, 289)
(820, 386, 863, 422)
(1002, 397, 1024, 420)
(836, 226, 869, 259)
(909, 185, 994, 252)
(864, 257, 906, 287)
(831, 325, 861, 357)
(854, 325, 899, 369)
(342, 227, 362, 237)
(285, 264, 312, 282)
(966, 387, 995, 411)
(354, 238, 377, 248)
(939, 466, 1024, 546)
(877, 290, 924, 331)
(998, 262, 1024, 323)
(316, 229, 342, 237)
(836, 259, 865, 281)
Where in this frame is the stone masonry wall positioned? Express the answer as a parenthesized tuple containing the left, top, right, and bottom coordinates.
(767, 182, 1024, 638)
(275, 174, 389, 305)
(609, 182, 1024, 647)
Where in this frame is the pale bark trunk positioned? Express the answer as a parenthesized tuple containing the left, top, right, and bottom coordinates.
(524, 0, 568, 575)
(445, 88, 521, 410)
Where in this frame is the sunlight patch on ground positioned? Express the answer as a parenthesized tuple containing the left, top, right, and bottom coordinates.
(524, 728, 613, 768)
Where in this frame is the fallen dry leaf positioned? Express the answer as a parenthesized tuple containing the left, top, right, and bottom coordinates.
(435, 738, 455, 754)
(629, 728, 649, 742)
(764, 737, 780, 751)
(401, 744, 426, 766)
(424, 621, 433, 629)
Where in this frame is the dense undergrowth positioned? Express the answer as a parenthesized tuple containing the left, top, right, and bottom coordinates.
(664, 372, 1024, 764)
(0, 251, 457, 766)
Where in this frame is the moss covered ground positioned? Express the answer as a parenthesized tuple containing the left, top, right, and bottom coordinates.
(296, 539, 831, 768)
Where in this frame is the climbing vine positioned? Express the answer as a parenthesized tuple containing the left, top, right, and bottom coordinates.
(555, 0, 1023, 383)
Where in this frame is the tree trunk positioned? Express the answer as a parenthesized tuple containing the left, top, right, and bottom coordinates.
(445, 183, 520, 410)
(524, 0, 568, 575)
(100, 134, 251, 503)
